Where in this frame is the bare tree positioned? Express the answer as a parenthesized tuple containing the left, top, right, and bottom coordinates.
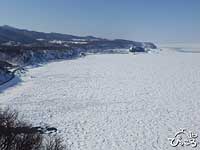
(0, 108, 65, 150)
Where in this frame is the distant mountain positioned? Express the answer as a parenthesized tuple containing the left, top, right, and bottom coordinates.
(0, 25, 101, 44)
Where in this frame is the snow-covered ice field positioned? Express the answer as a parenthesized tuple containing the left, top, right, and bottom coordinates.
(1, 44, 200, 150)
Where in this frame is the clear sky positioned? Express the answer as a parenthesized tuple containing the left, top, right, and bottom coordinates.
(0, 0, 199, 43)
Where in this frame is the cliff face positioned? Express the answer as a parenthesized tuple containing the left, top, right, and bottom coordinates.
(0, 49, 79, 65)
(0, 68, 13, 85)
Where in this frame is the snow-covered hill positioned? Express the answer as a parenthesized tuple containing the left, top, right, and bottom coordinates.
(0, 25, 157, 66)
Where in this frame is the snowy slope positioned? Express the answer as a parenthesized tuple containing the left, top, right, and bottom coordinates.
(0, 45, 200, 150)
(0, 69, 12, 85)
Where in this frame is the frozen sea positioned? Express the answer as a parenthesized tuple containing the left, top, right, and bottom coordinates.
(1, 43, 200, 150)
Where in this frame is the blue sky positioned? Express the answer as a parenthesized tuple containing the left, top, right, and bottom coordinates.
(0, 0, 199, 43)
